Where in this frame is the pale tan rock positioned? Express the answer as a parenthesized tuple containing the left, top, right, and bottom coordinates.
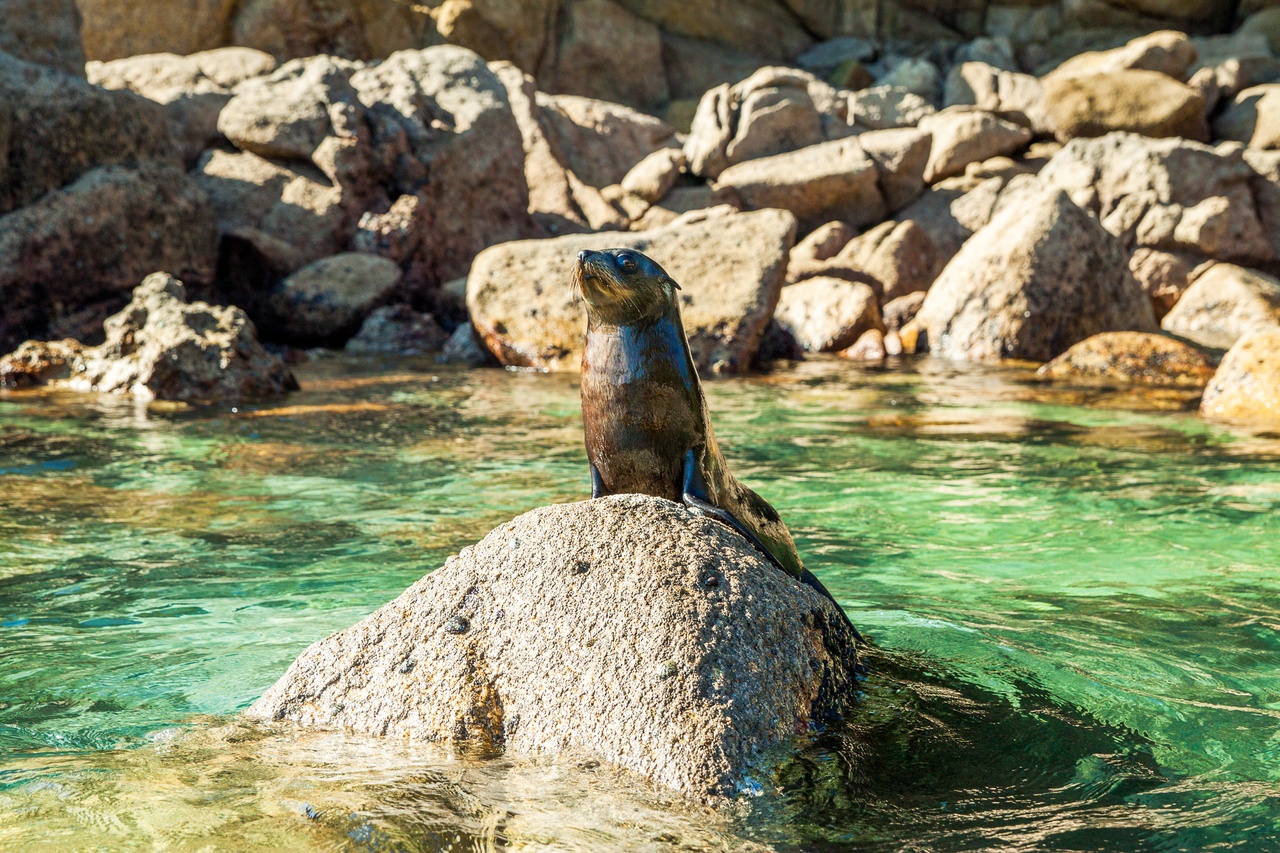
(1041, 71, 1209, 143)
(536, 93, 678, 189)
(0, 164, 217, 352)
(773, 277, 883, 353)
(430, 0, 557, 73)
(1215, 85, 1280, 150)
(0, 274, 295, 401)
(786, 221, 856, 282)
(467, 208, 796, 373)
(835, 220, 938, 302)
(1160, 263, 1280, 348)
(266, 253, 402, 344)
(712, 138, 885, 230)
(541, 0, 668, 112)
(616, 0, 812, 61)
(247, 494, 859, 802)
(857, 127, 932, 213)
(230, 0, 427, 61)
(919, 107, 1032, 183)
(1128, 248, 1208, 320)
(943, 61, 1046, 129)
(882, 291, 926, 332)
(838, 328, 887, 362)
(846, 85, 936, 131)
(1046, 30, 1197, 81)
(621, 148, 688, 203)
(915, 188, 1157, 363)
(1036, 331, 1215, 387)
(1200, 329, 1280, 424)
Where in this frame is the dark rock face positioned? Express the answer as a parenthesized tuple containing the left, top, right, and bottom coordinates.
(248, 494, 860, 801)
(0, 273, 296, 401)
(0, 0, 85, 76)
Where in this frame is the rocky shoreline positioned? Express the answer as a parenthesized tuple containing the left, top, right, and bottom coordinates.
(2, 4, 1280, 423)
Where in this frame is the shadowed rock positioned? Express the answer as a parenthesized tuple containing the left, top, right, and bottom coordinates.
(247, 494, 860, 801)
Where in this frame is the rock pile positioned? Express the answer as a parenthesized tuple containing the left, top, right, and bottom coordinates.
(248, 494, 861, 801)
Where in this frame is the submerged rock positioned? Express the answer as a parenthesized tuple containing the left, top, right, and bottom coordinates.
(247, 494, 860, 801)
(0, 273, 296, 401)
(1036, 332, 1216, 387)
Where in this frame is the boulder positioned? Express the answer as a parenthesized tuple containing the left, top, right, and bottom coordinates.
(786, 221, 856, 282)
(535, 93, 679, 189)
(1160, 263, 1280, 348)
(943, 61, 1045, 129)
(712, 138, 885, 231)
(265, 253, 402, 345)
(229, 0, 427, 62)
(438, 322, 495, 366)
(1199, 329, 1280, 424)
(539, 0, 668, 112)
(87, 48, 278, 163)
(882, 291, 926, 332)
(1045, 30, 1198, 81)
(612, 0, 813, 62)
(0, 273, 296, 401)
(0, 53, 176, 215)
(846, 85, 936, 131)
(246, 494, 859, 802)
(467, 208, 796, 373)
(1037, 134, 1273, 265)
(0, 163, 217, 352)
(429, 0, 557, 74)
(773, 278, 883, 353)
(918, 107, 1032, 183)
(1128, 248, 1207, 320)
(621, 148, 687, 203)
(857, 127, 932, 213)
(345, 305, 448, 355)
(838, 220, 937, 302)
(77, 0, 238, 61)
(684, 68, 850, 180)
(0, 0, 85, 75)
(838, 328, 887, 362)
(873, 58, 940, 102)
(352, 193, 428, 265)
(1040, 71, 1208, 144)
(1215, 85, 1280, 150)
(1035, 332, 1216, 387)
(915, 188, 1158, 363)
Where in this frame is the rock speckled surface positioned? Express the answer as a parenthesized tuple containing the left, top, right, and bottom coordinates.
(247, 495, 860, 801)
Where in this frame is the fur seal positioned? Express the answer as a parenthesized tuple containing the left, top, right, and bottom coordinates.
(573, 247, 857, 631)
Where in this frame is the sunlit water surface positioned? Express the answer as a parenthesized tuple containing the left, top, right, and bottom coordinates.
(0, 356, 1277, 851)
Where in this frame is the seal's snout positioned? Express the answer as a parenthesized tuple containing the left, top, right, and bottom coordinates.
(577, 250, 591, 264)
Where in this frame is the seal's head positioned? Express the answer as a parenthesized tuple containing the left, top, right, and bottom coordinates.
(573, 248, 680, 326)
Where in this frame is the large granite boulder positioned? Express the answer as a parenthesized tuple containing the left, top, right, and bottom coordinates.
(773, 278, 883, 353)
(1039, 70, 1209, 144)
(1037, 133, 1274, 265)
(1160, 263, 1280, 348)
(0, 163, 217, 352)
(0, 0, 85, 75)
(918, 107, 1033, 183)
(0, 273, 296, 401)
(0, 53, 176, 215)
(1035, 331, 1216, 387)
(246, 494, 860, 801)
(467, 208, 795, 374)
(915, 188, 1157, 363)
(1200, 329, 1280, 424)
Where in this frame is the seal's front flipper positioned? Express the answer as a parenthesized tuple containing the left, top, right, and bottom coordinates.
(680, 449, 790, 576)
(590, 463, 608, 499)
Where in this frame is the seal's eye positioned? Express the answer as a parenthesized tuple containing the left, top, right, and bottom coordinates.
(616, 254, 638, 273)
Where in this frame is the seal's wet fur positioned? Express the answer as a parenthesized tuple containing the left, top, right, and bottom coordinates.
(575, 248, 857, 632)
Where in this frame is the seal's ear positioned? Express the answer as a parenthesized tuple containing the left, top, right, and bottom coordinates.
(662, 277, 681, 291)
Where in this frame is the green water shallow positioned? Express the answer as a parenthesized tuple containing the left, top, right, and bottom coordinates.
(1, 356, 1278, 851)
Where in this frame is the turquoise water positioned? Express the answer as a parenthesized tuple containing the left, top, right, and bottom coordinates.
(0, 356, 1277, 851)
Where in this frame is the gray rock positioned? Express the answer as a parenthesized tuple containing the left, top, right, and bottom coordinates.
(345, 305, 448, 356)
(246, 494, 860, 801)
(873, 57, 940, 103)
(438, 322, 495, 366)
(267, 253, 402, 345)
(916, 187, 1157, 362)
(1215, 84, 1280, 150)
(467, 208, 796, 374)
(0, 0, 85, 75)
(0, 273, 296, 400)
(847, 85, 936, 131)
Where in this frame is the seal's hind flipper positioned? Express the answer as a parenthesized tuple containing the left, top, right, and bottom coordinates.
(590, 463, 608, 499)
(680, 449, 790, 576)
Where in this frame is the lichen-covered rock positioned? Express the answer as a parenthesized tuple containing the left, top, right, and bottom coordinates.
(246, 494, 859, 801)
(0, 273, 296, 400)
(0, 0, 85, 75)
(1160, 263, 1280, 348)
(915, 188, 1157, 363)
(774, 277, 883, 353)
(1040, 70, 1209, 144)
(712, 138, 885, 231)
(1035, 331, 1216, 387)
(345, 304, 448, 356)
(0, 53, 176, 215)
(1199, 329, 1280, 424)
(266, 253, 402, 345)
(467, 208, 795, 374)
(0, 163, 217, 353)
